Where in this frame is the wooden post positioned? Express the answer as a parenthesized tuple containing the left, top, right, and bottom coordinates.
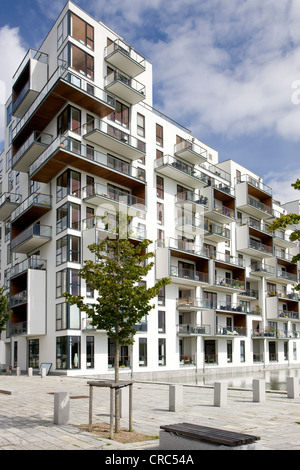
(88, 384, 93, 432)
(110, 386, 114, 439)
(129, 383, 133, 432)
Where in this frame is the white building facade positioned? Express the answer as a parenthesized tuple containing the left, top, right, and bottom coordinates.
(0, 1, 299, 379)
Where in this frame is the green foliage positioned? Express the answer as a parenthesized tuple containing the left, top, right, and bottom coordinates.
(0, 285, 11, 334)
(63, 235, 170, 346)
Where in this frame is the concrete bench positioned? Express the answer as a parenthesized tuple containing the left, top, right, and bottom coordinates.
(160, 422, 261, 450)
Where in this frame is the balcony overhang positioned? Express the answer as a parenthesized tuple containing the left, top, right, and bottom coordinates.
(0, 194, 21, 221)
(11, 234, 51, 254)
(155, 162, 207, 189)
(105, 80, 145, 105)
(105, 50, 145, 78)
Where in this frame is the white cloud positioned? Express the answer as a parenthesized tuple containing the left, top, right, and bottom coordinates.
(265, 169, 300, 205)
(0, 25, 26, 144)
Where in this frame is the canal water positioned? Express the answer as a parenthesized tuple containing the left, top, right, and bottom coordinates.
(167, 368, 300, 391)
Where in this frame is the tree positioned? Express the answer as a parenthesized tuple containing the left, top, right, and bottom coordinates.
(268, 179, 300, 290)
(0, 285, 11, 335)
(63, 217, 170, 433)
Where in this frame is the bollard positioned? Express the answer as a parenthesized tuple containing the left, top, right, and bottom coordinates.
(28, 367, 33, 377)
(287, 377, 299, 399)
(120, 387, 129, 418)
(54, 392, 70, 425)
(169, 385, 183, 412)
(214, 381, 227, 407)
(16, 367, 20, 376)
(253, 379, 265, 403)
(41, 367, 47, 378)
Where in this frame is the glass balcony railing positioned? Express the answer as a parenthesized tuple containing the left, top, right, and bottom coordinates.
(12, 66, 115, 140)
(247, 196, 272, 215)
(216, 326, 247, 336)
(175, 191, 208, 208)
(276, 270, 298, 282)
(213, 202, 235, 218)
(10, 256, 46, 278)
(82, 216, 146, 240)
(82, 182, 146, 210)
(249, 239, 273, 255)
(105, 39, 145, 71)
(278, 310, 299, 320)
(214, 251, 244, 267)
(174, 139, 207, 161)
(178, 324, 211, 335)
(12, 131, 53, 169)
(156, 238, 209, 257)
(154, 155, 209, 184)
(105, 70, 145, 95)
(10, 290, 27, 307)
(11, 193, 51, 223)
(176, 297, 212, 309)
(180, 354, 196, 366)
(0, 193, 21, 206)
(216, 301, 250, 313)
(235, 174, 272, 196)
(204, 221, 230, 238)
(11, 223, 52, 251)
(170, 265, 209, 283)
(251, 263, 275, 275)
(214, 276, 245, 290)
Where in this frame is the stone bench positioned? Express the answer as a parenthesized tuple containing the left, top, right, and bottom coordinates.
(160, 422, 261, 450)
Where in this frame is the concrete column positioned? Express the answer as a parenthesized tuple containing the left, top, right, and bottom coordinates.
(28, 367, 33, 377)
(287, 377, 299, 399)
(253, 379, 265, 403)
(214, 381, 227, 407)
(169, 385, 183, 412)
(54, 392, 70, 425)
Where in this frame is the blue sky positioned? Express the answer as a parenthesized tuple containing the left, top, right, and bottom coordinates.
(1, 0, 300, 203)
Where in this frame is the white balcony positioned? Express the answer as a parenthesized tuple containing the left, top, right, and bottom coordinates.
(11, 223, 52, 254)
(236, 224, 274, 259)
(105, 70, 145, 105)
(154, 155, 209, 188)
(235, 177, 273, 219)
(174, 139, 207, 165)
(0, 193, 21, 221)
(12, 131, 52, 173)
(105, 39, 146, 77)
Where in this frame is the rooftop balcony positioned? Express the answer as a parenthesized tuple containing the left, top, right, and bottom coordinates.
(0, 193, 21, 221)
(83, 119, 145, 161)
(174, 139, 207, 165)
(12, 131, 53, 173)
(82, 182, 146, 217)
(10, 193, 52, 236)
(12, 66, 115, 151)
(104, 39, 146, 77)
(104, 70, 145, 105)
(154, 155, 209, 189)
(11, 223, 52, 254)
(235, 174, 272, 196)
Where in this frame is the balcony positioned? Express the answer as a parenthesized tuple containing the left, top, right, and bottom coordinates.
(156, 238, 209, 260)
(216, 301, 251, 314)
(212, 251, 244, 268)
(265, 257, 298, 285)
(266, 295, 299, 321)
(170, 265, 209, 286)
(10, 290, 27, 307)
(174, 139, 207, 165)
(8, 321, 27, 337)
(236, 224, 274, 258)
(180, 355, 196, 366)
(12, 66, 115, 150)
(154, 155, 209, 188)
(0, 193, 21, 221)
(105, 70, 145, 105)
(104, 39, 146, 77)
(12, 131, 53, 172)
(204, 220, 230, 242)
(83, 119, 145, 161)
(10, 193, 52, 236)
(250, 262, 275, 277)
(178, 324, 211, 336)
(176, 297, 212, 310)
(10, 256, 46, 279)
(175, 191, 208, 212)
(216, 326, 247, 336)
(235, 176, 273, 219)
(11, 223, 52, 254)
(82, 182, 146, 217)
(175, 216, 206, 236)
(12, 49, 48, 118)
(212, 275, 245, 293)
(201, 185, 236, 224)
(273, 230, 296, 248)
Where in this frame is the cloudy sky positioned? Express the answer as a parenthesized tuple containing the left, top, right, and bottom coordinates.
(1, 0, 300, 203)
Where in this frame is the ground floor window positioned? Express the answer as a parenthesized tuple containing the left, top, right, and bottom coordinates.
(139, 338, 147, 366)
(86, 336, 94, 369)
(28, 339, 39, 368)
(56, 336, 81, 370)
(158, 338, 166, 366)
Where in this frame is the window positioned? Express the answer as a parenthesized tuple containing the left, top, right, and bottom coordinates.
(70, 12, 94, 50)
(156, 176, 164, 199)
(158, 286, 165, 306)
(156, 123, 163, 147)
(139, 338, 147, 366)
(137, 113, 145, 137)
(57, 12, 68, 50)
(86, 336, 94, 368)
(108, 101, 129, 128)
(6, 149, 12, 172)
(56, 235, 81, 265)
(236, 169, 241, 183)
(6, 102, 12, 126)
(57, 105, 81, 135)
(227, 340, 232, 363)
(56, 336, 81, 369)
(57, 169, 81, 202)
(158, 311, 165, 333)
(56, 268, 80, 298)
(59, 43, 94, 80)
(240, 341, 245, 362)
(158, 338, 166, 366)
(86, 114, 94, 133)
(157, 202, 164, 224)
(28, 339, 39, 368)
(56, 203, 68, 233)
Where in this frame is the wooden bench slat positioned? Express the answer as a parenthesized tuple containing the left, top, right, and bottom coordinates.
(160, 423, 260, 447)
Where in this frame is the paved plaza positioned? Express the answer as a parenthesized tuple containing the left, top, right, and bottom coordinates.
(0, 373, 299, 451)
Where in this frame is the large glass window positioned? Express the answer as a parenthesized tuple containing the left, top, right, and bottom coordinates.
(56, 336, 81, 369)
(56, 303, 80, 331)
(56, 268, 80, 298)
(139, 338, 147, 367)
(56, 235, 81, 265)
(86, 336, 94, 368)
(156, 123, 163, 147)
(70, 12, 94, 50)
(57, 105, 81, 135)
(28, 339, 39, 368)
(57, 169, 81, 202)
(108, 100, 129, 128)
(158, 338, 166, 366)
(70, 43, 94, 80)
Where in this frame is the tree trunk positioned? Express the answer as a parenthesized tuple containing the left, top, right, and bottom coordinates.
(114, 339, 120, 433)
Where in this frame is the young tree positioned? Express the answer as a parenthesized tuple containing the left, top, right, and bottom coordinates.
(268, 179, 300, 291)
(0, 285, 11, 335)
(63, 218, 170, 433)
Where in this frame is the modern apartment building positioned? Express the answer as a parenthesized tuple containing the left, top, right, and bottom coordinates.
(0, 1, 299, 378)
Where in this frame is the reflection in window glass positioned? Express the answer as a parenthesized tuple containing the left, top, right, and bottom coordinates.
(70, 12, 94, 50)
